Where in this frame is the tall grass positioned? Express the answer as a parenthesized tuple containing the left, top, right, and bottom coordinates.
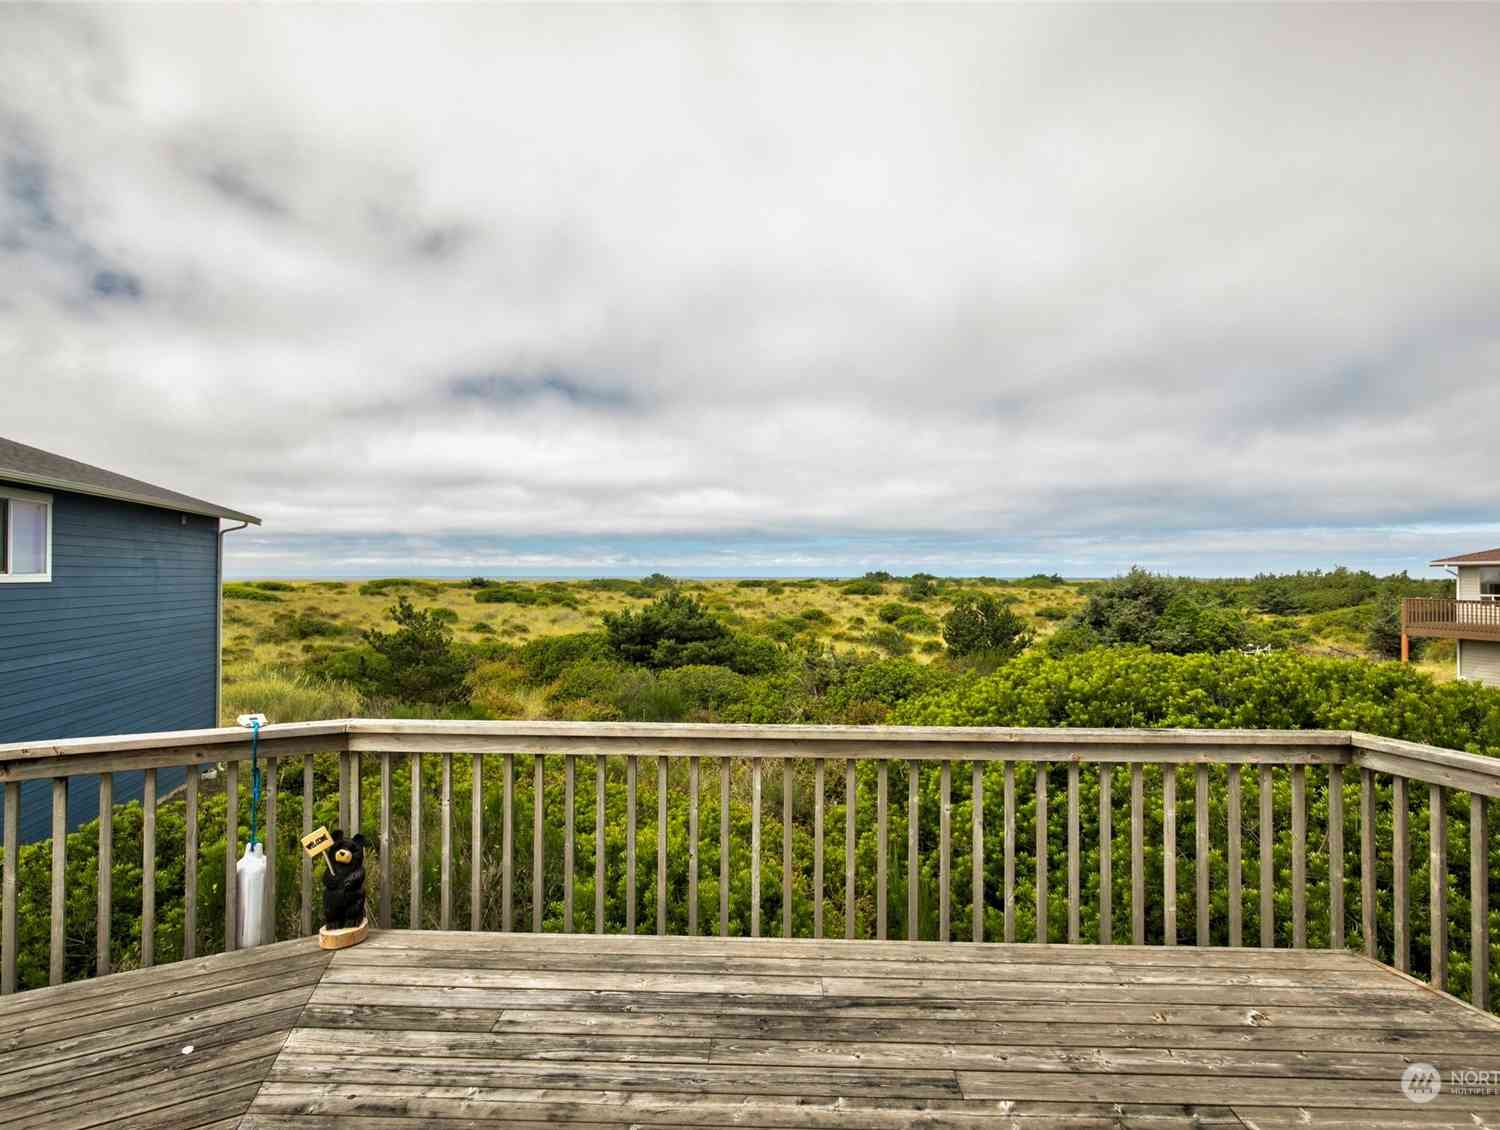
(220, 663, 363, 725)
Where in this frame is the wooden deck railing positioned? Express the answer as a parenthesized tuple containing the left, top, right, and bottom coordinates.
(0, 721, 1495, 1012)
(1403, 596, 1500, 640)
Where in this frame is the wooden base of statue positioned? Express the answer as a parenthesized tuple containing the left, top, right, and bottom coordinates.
(319, 918, 369, 950)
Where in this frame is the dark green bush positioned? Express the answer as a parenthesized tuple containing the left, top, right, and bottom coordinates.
(224, 584, 281, 602)
(841, 579, 885, 596)
(943, 593, 1033, 659)
(249, 580, 296, 592)
(517, 632, 612, 683)
(359, 596, 470, 704)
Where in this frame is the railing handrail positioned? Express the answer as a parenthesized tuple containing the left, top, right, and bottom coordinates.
(2, 720, 1497, 792)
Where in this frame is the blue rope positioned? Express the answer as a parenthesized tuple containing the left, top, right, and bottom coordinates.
(249, 718, 261, 849)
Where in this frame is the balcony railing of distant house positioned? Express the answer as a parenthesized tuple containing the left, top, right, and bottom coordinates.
(1403, 597, 1500, 642)
(0, 721, 1495, 1014)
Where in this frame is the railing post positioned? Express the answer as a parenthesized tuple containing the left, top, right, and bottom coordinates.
(2, 781, 18, 994)
(51, 777, 67, 983)
(1472, 794, 1489, 1010)
(1429, 784, 1446, 990)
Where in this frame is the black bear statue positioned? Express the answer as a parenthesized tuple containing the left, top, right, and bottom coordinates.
(322, 830, 367, 931)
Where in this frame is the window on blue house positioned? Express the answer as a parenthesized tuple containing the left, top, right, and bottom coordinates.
(0, 489, 51, 582)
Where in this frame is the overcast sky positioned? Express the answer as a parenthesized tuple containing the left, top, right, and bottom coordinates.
(2, 5, 1497, 579)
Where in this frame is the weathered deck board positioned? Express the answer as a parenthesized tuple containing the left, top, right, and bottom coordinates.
(2, 931, 1497, 1130)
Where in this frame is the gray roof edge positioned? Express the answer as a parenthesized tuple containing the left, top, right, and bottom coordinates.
(0, 437, 262, 525)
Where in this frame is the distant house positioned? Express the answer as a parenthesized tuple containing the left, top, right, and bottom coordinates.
(1401, 548, 1500, 687)
(0, 437, 259, 841)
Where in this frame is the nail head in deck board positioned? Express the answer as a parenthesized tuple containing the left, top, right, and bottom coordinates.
(1098, 764, 1111, 945)
(876, 759, 888, 940)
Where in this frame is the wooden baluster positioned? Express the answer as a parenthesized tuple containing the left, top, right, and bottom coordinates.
(687, 757, 699, 936)
(814, 758, 825, 940)
(784, 759, 795, 939)
(844, 760, 856, 940)
(907, 761, 919, 941)
(719, 759, 730, 937)
(349, 754, 360, 836)
(409, 754, 422, 930)
(98, 772, 113, 973)
(1227, 766, 1242, 948)
(301, 756, 313, 936)
(440, 754, 453, 930)
(380, 753, 391, 931)
(1035, 762, 1048, 944)
(1067, 762, 1080, 945)
(470, 754, 481, 931)
(973, 761, 985, 944)
(1195, 764, 1209, 947)
(2, 781, 17, 993)
(750, 758, 761, 938)
(264, 758, 277, 944)
(224, 762, 237, 953)
(876, 761, 888, 940)
(1259, 765, 1274, 948)
(1291, 765, 1307, 948)
(565, 755, 575, 934)
(338, 753, 349, 835)
(502, 753, 513, 932)
(1098, 765, 1112, 945)
(1328, 765, 1344, 950)
(141, 769, 156, 967)
(1429, 784, 1447, 990)
(1472, 794, 1490, 1010)
(1393, 775, 1409, 973)
(626, 755, 637, 935)
(51, 778, 68, 981)
(595, 757, 606, 934)
(182, 773, 196, 960)
(534, 755, 545, 933)
(1004, 763, 1016, 943)
(1360, 769, 1376, 959)
(657, 756, 667, 936)
(1130, 764, 1144, 945)
(940, 760, 952, 942)
(1162, 766, 1176, 946)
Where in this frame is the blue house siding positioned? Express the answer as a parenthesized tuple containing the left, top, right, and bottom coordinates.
(0, 481, 219, 842)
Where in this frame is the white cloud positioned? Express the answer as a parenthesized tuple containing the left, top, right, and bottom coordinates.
(1, 4, 1497, 576)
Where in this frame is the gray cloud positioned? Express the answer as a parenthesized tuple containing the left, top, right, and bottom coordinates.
(1, 4, 1497, 577)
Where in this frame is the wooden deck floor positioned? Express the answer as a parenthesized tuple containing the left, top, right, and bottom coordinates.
(1, 932, 1497, 1129)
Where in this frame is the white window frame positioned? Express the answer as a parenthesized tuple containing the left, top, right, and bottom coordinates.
(0, 486, 53, 583)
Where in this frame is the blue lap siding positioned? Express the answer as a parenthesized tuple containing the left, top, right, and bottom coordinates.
(0, 481, 218, 841)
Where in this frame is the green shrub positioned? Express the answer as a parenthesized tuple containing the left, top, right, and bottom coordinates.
(863, 625, 913, 657)
(516, 632, 612, 683)
(841, 579, 885, 596)
(942, 593, 1033, 659)
(359, 596, 470, 704)
(904, 577, 938, 601)
(1367, 600, 1423, 660)
(359, 578, 443, 597)
(1147, 595, 1248, 655)
(1035, 605, 1069, 621)
(266, 611, 348, 642)
(470, 621, 495, 634)
(224, 584, 282, 602)
(429, 607, 460, 624)
(799, 608, 833, 625)
(249, 580, 296, 592)
(658, 665, 749, 712)
(894, 612, 939, 634)
(221, 664, 363, 724)
(602, 590, 778, 673)
(878, 602, 921, 624)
